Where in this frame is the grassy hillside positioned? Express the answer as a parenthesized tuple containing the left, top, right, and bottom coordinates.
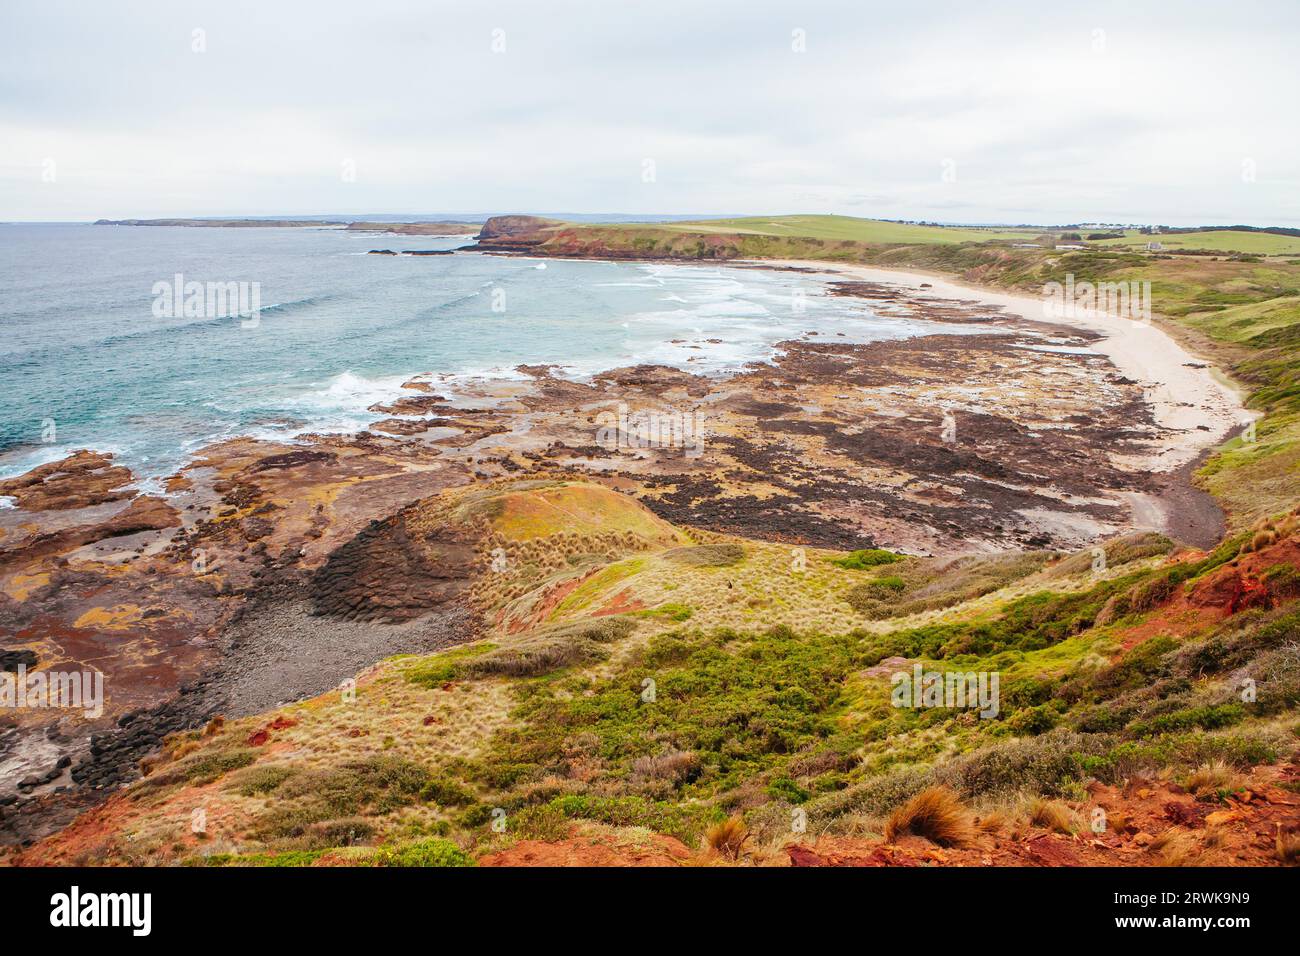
(596, 215, 1300, 255)
(1095, 229, 1300, 256)
(20, 479, 1300, 868)
(16, 213, 1300, 869)
(607, 215, 1048, 245)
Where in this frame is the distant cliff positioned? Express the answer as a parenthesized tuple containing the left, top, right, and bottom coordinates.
(345, 221, 480, 236)
(476, 215, 564, 241)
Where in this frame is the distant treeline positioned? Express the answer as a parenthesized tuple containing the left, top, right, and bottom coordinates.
(1137, 224, 1300, 237)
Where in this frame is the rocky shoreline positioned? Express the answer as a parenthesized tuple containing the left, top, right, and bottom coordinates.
(0, 264, 1237, 848)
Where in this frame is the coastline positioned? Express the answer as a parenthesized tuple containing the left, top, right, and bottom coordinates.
(0, 248, 1260, 846)
(761, 258, 1251, 476)
(2, 251, 1248, 540)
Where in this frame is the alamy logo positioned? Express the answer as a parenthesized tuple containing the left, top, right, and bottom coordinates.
(152, 273, 261, 327)
(595, 401, 705, 459)
(1, 664, 103, 718)
(891, 664, 1000, 718)
(1042, 274, 1151, 323)
(50, 886, 151, 936)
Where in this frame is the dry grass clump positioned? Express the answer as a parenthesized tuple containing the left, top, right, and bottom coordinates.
(1185, 760, 1244, 799)
(1240, 517, 1281, 554)
(468, 636, 603, 677)
(1149, 827, 1202, 866)
(1046, 532, 1173, 578)
(883, 786, 973, 847)
(1275, 825, 1300, 865)
(630, 749, 700, 786)
(226, 763, 298, 797)
(466, 618, 635, 678)
(1027, 798, 1076, 835)
(663, 544, 746, 567)
(705, 816, 750, 860)
(845, 551, 1050, 619)
(1252, 530, 1278, 552)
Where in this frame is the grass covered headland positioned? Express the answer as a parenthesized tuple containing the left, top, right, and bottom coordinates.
(18, 216, 1300, 868)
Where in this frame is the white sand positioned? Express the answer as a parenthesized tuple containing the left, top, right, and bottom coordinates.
(765, 259, 1253, 474)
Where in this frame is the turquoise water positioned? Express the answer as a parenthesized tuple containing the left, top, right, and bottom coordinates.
(0, 224, 955, 486)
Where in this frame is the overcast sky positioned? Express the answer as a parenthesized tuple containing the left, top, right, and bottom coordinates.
(2, 0, 1297, 225)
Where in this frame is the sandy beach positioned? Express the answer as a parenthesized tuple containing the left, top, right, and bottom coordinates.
(768, 259, 1252, 474)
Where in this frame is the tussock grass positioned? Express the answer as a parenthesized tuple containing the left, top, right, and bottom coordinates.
(1185, 760, 1244, 799)
(705, 816, 749, 860)
(1275, 826, 1300, 865)
(663, 544, 745, 567)
(466, 617, 636, 677)
(883, 786, 972, 846)
(630, 749, 701, 786)
(1045, 532, 1174, 579)
(846, 551, 1051, 620)
(226, 764, 298, 797)
(1149, 827, 1202, 866)
(1027, 798, 1076, 835)
(141, 746, 257, 790)
(249, 756, 432, 845)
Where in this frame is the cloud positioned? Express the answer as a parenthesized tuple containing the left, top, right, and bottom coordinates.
(1, 0, 1297, 224)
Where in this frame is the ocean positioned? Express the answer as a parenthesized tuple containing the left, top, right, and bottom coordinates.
(0, 223, 966, 489)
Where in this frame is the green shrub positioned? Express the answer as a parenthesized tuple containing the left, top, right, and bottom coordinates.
(484, 626, 859, 797)
(1006, 704, 1059, 736)
(830, 549, 904, 570)
(765, 777, 811, 804)
(302, 818, 375, 848)
(146, 747, 257, 789)
(1128, 574, 1178, 613)
(1127, 704, 1246, 737)
(1263, 564, 1300, 600)
(1046, 533, 1173, 577)
(634, 602, 693, 622)
(226, 764, 297, 797)
(1002, 676, 1056, 709)
(457, 803, 494, 829)
(250, 757, 432, 842)
(373, 838, 475, 867)
(1089, 635, 1178, 694)
(536, 794, 724, 845)
(805, 766, 932, 819)
(421, 776, 477, 807)
(510, 803, 574, 841)
(1251, 643, 1300, 713)
(845, 576, 906, 611)
(935, 730, 1112, 798)
(188, 849, 326, 867)
(846, 552, 1053, 619)
(463, 618, 637, 679)
(404, 643, 497, 688)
